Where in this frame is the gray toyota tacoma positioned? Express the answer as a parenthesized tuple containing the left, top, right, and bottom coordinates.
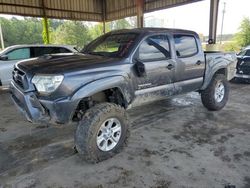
(10, 28, 236, 162)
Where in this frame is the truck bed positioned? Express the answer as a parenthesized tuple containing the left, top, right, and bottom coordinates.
(204, 51, 237, 81)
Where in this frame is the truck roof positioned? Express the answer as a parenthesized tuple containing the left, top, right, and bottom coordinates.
(108, 27, 198, 36)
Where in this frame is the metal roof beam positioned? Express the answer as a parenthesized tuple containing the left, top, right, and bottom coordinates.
(0, 0, 206, 24)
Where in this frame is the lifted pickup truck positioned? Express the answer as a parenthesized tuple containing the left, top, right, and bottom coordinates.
(10, 28, 236, 162)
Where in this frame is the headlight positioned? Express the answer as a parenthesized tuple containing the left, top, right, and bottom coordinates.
(32, 75, 64, 94)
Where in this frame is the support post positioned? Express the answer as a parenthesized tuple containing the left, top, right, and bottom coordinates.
(102, 0, 106, 34)
(43, 17, 50, 44)
(0, 23, 4, 49)
(136, 0, 144, 28)
(208, 0, 220, 44)
(41, 0, 50, 44)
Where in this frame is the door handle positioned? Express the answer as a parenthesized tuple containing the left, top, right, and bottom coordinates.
(167, 64, 174, 70)
(196, 60, 202, 65)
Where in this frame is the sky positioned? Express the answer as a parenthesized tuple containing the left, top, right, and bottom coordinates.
(145, 0, 250, 35)
(0, 0, 250, 36)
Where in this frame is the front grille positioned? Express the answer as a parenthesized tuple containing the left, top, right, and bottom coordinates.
(239, 66, 250, 74)
(12, 68, 26, 89)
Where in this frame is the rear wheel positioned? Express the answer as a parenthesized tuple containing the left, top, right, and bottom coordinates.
(75, 103, 130, 163)
(201, 74, 229, 111)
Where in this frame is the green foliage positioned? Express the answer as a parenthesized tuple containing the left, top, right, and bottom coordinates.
(221, 41, 240, 52)
(0, 17, 133, 49)
(50, 19, 64, 30)
(88, 18, 134, 41)
(0, 17, 43, 47)
(50, 21, 92, 49)
(235, 17, 250, 48)
(111, 19, 132, 30)
(88, 23, 105, 40)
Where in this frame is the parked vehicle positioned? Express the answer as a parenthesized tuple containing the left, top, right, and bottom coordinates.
(0, 44, 78, 86)
(235, 47, 250, 82)
(10, 28, 236, 162)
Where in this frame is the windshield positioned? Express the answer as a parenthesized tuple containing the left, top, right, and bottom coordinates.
(83, 33, 138, 58)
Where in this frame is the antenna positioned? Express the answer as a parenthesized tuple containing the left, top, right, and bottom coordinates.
(220, 2, 226, 44)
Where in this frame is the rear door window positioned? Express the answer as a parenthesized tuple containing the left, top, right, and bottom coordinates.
(6, 48, 30, 60)
(174, 35, 198, 58)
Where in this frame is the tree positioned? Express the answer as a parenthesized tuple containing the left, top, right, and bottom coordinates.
(222, 41, 240, 52)
(235, 17, 250, 48)
(0, 17, 43, 47)
(110, 19, 132, 30)
(0, 17, 134, 49)
(81, 18, 133, 42)
(50, 21, 92, 49)
(89, 23, 105, 40)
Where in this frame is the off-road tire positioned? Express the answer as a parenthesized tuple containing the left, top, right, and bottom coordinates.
(201, 74, 229, 111)
(75, 102, 130, 163)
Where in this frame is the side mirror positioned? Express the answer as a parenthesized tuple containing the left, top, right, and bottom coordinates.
(134, 59, 146, 77)
(0, 55, 8, 60)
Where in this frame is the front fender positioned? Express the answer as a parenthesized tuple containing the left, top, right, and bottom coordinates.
(71, 75, 133, 106)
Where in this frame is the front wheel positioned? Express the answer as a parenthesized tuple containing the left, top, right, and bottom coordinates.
(201, 74, 229, 111)
(75, 103, 130, 163)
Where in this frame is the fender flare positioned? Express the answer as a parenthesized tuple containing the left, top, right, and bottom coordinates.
(71, 75, 133, 108)
(201, 61, 229, 90)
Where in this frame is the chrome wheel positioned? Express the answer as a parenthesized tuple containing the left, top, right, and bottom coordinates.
(96, 118, 122, 152)
(214, 81, 225, 103)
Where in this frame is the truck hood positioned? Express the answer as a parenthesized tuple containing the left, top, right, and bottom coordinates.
(16, 53, 122, 74)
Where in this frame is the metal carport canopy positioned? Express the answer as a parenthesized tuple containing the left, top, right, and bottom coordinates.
(0, 0, 203, 22)
(0, 0, 220, 44)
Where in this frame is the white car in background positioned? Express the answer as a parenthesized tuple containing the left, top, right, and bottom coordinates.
(0, 44, 78, 87)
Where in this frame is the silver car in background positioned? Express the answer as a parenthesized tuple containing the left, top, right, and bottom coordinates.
(0, 44, 78, 87)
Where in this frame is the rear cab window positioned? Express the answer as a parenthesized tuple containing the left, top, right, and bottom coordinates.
(137, 35, 171, 62)
(173, 35, 198, 58)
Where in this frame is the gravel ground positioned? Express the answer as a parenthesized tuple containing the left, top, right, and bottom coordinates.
(0, 82, 250, 188)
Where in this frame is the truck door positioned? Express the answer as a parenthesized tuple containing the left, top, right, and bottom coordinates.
(173, 34, 205, 93)
(132, 34, 175, 106)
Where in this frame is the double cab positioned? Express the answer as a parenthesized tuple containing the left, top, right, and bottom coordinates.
(10, 28, 236, 162)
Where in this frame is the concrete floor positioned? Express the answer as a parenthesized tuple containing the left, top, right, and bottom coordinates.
(0, 82, 250, 188)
